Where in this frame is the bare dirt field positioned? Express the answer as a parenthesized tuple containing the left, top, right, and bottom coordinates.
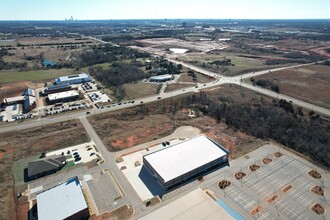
(0, 120, 89, 220)
(254, 64, 330, 109)
(137, 37, 228, 53)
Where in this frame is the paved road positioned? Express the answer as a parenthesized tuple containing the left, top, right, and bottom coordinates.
(79, 118, 142, 207)
(1, 60, 329, 134)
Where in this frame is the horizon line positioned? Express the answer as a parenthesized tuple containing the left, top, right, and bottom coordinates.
(1, 18, 330, 22)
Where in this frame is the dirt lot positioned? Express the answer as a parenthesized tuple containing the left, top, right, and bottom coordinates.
(254, 64, 330, 109)
(0, 120, 89, 220)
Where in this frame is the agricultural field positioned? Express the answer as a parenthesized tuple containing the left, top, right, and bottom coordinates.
(253, 64, 330, 109)
(0, 120, 90, 220)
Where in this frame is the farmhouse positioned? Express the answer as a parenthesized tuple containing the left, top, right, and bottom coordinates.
(143, 135, 228, 189)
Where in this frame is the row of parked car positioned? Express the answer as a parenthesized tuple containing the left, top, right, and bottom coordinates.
(46, 103, 89, 115)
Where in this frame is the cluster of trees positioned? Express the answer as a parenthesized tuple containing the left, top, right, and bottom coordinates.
(209, 58, 234, 67)
(146, 90, 330, 168)
(251, 78, 280, 93)
(188, 70, 197, 82)
(180, 92, 330, 168)
(152, 57, 182, 75)
(0, 48, 27, 70)
(89, 64, 146, 87)
(77, 45, 150, 67)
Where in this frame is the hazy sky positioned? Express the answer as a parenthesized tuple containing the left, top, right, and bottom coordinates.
(1, 0, 330, 20)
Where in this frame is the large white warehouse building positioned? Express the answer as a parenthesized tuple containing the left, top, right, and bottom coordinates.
(55, 73, 92, 85)
(143, 135, 228, 189)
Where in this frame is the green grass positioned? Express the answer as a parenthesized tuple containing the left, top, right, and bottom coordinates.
(12, 155, 40, 186)
(0, 68, 76, 83)
(62, 161, 75, 171)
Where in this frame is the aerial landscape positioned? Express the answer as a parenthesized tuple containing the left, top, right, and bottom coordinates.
(1, 0, 330, 220)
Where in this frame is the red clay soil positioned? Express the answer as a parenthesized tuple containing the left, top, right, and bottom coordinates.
(308, 170, 322, 179)
(282, 185, 293, 193)
(311, 186, 324, 196)
(249, 164, 260, 171)
(267, 195, 279, 203)
(235, 172, 247, 180)
(311, 203, 325, 215)
(218, 180, 231, 190)
(274, 152, 283, 158)
(109, 122, 175, 150)
(0, 81, 40, 102)
(262, 158, 272, 164)
(17, 202, 29, 220)
(250, 206, 264, 216)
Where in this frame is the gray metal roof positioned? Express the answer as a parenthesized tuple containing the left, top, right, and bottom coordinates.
(28, 155, 66, 177)
(37, 177, 88, 220)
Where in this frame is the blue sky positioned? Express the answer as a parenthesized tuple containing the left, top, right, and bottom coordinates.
(1, 0, 329, 20)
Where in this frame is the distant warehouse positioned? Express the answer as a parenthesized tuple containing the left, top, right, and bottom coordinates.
(143, 135, 228, 189)
(149, 74, 173, 82)
(55, 73, 92, 85)
(47, 90, 79, 104)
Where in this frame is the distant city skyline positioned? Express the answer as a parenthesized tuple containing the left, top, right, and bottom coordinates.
(1, 0, 330, 20)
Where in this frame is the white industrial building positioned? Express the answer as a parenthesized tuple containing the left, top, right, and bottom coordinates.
(55, 73, 92, 85)
(36, 176, 90, 220)
(143, 135, 228, 189)
(149, 74, 173, 82)
(47, 90, 79, 103)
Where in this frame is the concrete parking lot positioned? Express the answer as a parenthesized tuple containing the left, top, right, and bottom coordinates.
(85, 170, 126, 215)
(46, 141, 101, 164)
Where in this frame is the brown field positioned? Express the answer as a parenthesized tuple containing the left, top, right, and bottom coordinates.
(16, 36, 95, 45)
(89, 85, 269, 155)
(123, 82, 161, 99)
(164, 83, 191, 92)
(254, 64, 330, 109)
(178, 71, 214, 83)
(0, 120, 90, 220)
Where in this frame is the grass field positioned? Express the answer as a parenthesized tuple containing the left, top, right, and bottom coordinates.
(0, 68, 77, 83)
(181, 52, 289, 76)
(254, 64, 330, 109)
(12, 155, 40, 186)
(123, 82, 161, 99)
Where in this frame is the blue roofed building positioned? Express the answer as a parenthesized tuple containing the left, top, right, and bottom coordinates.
(24, 88, 35, 97)
(55, 73, 92, 85)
